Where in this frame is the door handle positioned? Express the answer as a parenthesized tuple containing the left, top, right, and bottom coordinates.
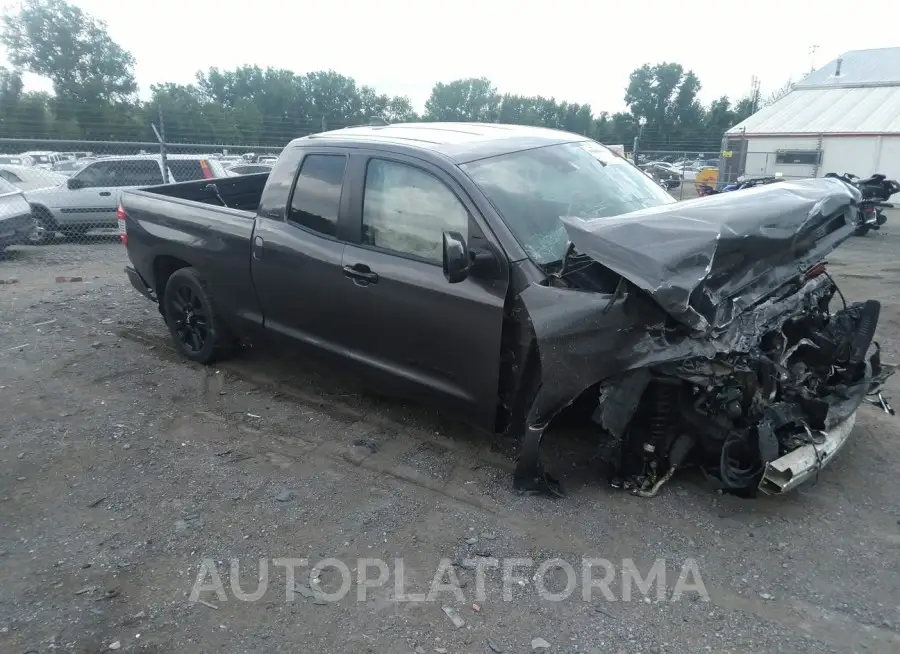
(343, 264, 379, 284)
(99, 191, 111, 196)
(252, 235, 264, 260)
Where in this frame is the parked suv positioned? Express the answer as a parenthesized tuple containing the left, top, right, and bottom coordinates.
(25, 155, 227, 243)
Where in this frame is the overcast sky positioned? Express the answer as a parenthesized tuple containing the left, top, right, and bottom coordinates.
(6, 0, 900, 114)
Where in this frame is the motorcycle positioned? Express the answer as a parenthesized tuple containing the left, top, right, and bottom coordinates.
(825, 172, 899, 235)
(697, 173, 784, 197)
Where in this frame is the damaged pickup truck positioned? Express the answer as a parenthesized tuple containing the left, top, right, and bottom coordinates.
(120, 122, 893, 499)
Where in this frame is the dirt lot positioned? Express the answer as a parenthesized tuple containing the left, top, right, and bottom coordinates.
(2, 220, 900, 654)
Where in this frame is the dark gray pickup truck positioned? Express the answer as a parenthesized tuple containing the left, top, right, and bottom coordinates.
(121, 122, 892, 499)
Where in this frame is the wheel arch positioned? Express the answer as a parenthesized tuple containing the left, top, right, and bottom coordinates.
(29, 203, 58, 229)
(153, 255, 192, 313)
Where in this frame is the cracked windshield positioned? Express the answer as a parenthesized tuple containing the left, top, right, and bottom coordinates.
(463, 141, 674, 264)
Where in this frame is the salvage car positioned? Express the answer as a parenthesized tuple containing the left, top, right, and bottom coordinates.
(119, 123, 892, 499)
(0, 176, 35, 252)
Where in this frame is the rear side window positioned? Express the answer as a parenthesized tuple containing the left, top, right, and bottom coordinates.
(76, 160, 164, 187)
(0, 177, 16, 193)
(169, 159, 219, 181)
(119, 161, 165, 186)
(288, 154, 347, 237)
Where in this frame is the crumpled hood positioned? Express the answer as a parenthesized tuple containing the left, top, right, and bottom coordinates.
(560, 178, 860, 332)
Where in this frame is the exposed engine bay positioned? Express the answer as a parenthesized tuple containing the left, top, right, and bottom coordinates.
(595, 277, 891, 497)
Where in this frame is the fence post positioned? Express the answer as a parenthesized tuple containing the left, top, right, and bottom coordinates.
(151, 107, 169, 184)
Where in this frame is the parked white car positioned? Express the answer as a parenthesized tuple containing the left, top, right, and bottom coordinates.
(24, 154, 228, 243)
(0, 164, 68, 191)
(21, 151, 63, 170)
(0, 154, 35, 167)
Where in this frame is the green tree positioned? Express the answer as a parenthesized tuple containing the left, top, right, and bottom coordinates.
(1, 0, 137, 136)
(624, 63, 707, 148)
(705, 96, 736, 136)
(424, 77, 499, 122)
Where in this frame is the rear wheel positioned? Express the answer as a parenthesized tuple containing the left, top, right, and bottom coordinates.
(854, 224, 871, 236)
(162, 267, 234, 364)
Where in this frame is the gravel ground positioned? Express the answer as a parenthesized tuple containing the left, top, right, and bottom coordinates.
(2, 219, 900, 654)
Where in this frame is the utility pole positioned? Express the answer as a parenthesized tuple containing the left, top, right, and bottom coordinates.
(750, 75, 761, 113)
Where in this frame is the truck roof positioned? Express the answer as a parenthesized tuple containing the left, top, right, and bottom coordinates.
(302, 122, 589, 164)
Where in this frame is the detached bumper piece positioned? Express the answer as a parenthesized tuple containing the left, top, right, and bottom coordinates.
(758, 412, 856, 495)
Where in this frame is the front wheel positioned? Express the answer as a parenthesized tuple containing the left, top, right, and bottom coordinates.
(162, 267, 234, 364)
(854, 224, 871, 236)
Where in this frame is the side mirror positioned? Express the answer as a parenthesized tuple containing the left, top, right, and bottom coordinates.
(442, 230, 469, 284)
(67, 177, 85, 190)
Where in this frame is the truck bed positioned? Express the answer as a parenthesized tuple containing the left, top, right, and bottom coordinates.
(139, 172, 269, 212)
(121, 174, 268, 327)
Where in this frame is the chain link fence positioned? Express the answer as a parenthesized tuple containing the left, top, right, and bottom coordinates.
(0, 137, 284, 251)
(635, 145, 825, 200)
(0, 132, 824, 256)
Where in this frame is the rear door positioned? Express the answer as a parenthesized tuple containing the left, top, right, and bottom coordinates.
(65, 159, 163, 228)
(338, 152, 509, 429)
(250, 148, 357, 355)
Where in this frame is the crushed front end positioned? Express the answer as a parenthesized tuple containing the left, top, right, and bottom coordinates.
(513, 179, 894, 498)
(595, 272, 892, 497)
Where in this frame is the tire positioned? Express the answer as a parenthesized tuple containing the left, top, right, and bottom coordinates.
(854, 224, 871, 236)
(26, 208, 56, 245)
(162, 267, 234, 364)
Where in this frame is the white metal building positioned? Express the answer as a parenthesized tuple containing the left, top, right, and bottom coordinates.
(725, 47, 900, 183)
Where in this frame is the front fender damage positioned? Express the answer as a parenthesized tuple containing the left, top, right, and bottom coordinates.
(513, 273, 894, 498)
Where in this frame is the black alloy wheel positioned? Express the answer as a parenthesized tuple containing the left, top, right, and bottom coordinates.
(162, 267, 232, 364)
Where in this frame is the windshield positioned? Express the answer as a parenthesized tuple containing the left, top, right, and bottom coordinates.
(462, 141, 675, 265)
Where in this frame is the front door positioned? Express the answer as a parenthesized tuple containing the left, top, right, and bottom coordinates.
(339, 153, 508, 430)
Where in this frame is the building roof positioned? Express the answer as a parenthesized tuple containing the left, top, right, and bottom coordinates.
(728, 48, 900, 136)
(727, 86, 900, 135)
(795, 47, 900, 89)
(303, 122, 587, 163)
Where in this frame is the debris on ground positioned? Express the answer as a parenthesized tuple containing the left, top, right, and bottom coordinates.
(441, 605, 465, 629)
(275, 489, 295, 502)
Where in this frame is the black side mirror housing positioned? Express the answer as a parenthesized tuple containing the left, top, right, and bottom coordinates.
(67, 177, 84, 190)
(442, 230, 469, 283)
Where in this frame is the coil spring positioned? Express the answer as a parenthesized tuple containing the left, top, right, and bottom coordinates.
(647, 381, 678, 444)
